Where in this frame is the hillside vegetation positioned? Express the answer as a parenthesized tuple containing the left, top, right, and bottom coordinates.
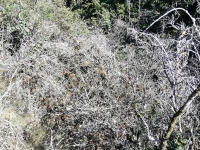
(0, 0, 200, 149)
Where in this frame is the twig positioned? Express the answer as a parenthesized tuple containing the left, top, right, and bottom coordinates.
(135, 110, 158, 145)
(0, 69, 17, 102)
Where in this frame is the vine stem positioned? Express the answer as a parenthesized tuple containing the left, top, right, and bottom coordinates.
(144, 8, 196, 33)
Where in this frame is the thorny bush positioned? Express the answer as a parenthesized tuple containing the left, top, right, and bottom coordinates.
(0, 8, 200, 150)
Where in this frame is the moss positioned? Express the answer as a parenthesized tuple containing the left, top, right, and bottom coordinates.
(0, 74, 46, 149)
(0, 105, 47, 149)
(0, 75, 9, 94)
(28, 124, 47, 149)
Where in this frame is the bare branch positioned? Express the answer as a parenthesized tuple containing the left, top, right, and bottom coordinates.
(161, 84, 200, 150)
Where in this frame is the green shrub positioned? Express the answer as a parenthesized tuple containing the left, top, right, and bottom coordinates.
(0, 0, 84, 35)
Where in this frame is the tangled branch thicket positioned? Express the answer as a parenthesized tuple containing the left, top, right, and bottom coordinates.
(0, 8, 200, 150)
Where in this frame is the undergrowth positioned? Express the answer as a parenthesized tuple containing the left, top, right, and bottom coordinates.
(0, 0, 199, 150)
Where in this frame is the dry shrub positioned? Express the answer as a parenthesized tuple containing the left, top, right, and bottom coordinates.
(0, 7, 199, 150)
